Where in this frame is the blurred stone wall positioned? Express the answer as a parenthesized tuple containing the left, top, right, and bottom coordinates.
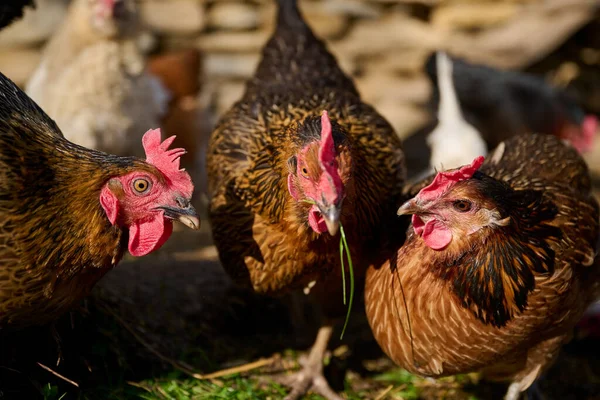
(0, 0, 598, 141)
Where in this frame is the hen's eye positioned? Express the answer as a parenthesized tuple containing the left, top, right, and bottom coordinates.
(132, 178, 151, 194)
(301, 167, 309, 178)
(453, 200, 472, 212)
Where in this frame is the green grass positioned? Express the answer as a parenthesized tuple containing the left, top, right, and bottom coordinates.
(130, 375, 287, 400)
(101, 367, 429, 400)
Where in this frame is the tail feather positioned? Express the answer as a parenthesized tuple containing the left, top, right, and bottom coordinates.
(436, 52, 465, 123)
(245, 0, 358, 97)
(276, 0, 306, 31)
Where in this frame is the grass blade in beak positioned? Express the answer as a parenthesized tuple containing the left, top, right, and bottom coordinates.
(339, 224, 354, 340)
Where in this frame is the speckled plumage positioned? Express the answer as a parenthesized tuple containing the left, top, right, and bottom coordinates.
(207, 0, 405, 307)
(366, 134, 600, 395)
(0, 72, 166, 330)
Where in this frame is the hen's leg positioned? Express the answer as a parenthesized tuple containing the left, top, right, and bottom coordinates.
(275, 323, 343, 400)
(504, 381, 546, 400)
(504, 382, 522, 400)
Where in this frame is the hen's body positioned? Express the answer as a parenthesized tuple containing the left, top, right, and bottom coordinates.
(366, 134, 599, 398)
(208, 0, 405, 397)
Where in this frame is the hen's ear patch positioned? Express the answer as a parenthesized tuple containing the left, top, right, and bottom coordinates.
(287, 173, 300, 201)
(100, 184, 119, 225)
(418, 156, 484, 202)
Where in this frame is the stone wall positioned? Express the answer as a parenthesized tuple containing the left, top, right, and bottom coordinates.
(0, 0, 598, 141)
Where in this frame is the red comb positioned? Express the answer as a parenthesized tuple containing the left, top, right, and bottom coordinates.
(417, 156, 484, 202)
(318, 111, 335, 171)
(581, 115, 598, 152)
(142, 129, 193, 197)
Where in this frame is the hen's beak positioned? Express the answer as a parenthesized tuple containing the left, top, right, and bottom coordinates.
(397, 199, 422, 216)
(157, 197, 201, 230)
(318, 203, 341, 236)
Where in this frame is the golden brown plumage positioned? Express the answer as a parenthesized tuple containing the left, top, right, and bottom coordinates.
(207, 0, 405, 398)
(366, 134, 599, 400)
(0, 71, 198, 330)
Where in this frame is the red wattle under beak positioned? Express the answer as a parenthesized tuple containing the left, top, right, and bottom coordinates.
(564, 115, 598, 153)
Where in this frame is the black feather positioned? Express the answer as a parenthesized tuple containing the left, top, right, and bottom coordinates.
(0, 0, 35, 30)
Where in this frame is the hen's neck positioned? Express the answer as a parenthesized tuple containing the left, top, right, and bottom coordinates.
(405, 217, 557, 328)
(22, 141, 141, 281)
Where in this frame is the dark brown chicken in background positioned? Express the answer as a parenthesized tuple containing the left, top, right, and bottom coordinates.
(0, 71, 199, 331)
(0, 0, 34, 30)
(207, 0, 405, 398)
(148, 48, 204, 174)
(366, 134, 599, 400)
(426, 53, 598, 152)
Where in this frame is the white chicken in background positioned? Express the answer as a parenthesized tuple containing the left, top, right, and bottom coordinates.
(426, 51, 487, 172)
(25, 0, 170, 157)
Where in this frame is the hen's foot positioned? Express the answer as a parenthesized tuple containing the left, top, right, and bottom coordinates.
(272, 357, 343, 400)
(272, 324, 343, 400)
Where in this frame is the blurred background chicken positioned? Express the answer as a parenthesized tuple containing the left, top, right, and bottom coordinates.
(24, 0, 170, 158)
(366, 134, 599, 400)
(426, 51, 487, 173)
(407, 51, 599, 179)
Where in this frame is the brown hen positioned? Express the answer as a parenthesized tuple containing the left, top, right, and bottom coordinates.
(0, 71, 199, 331)
(366, 134, 600, 400)
(207, 0, 405, 398)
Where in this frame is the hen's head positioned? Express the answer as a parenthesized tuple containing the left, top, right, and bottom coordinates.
(286, 111, 351, 236)
(100, 129, 198, 257)
(398, 156, 510, 250)
(88, 0, 137, 37)
(554, 93, 598, 153)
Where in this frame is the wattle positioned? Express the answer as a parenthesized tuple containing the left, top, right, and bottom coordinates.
(308, 205, 327, 234)
(128, 214, 173, 257)
(412, 215, 452, 250)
